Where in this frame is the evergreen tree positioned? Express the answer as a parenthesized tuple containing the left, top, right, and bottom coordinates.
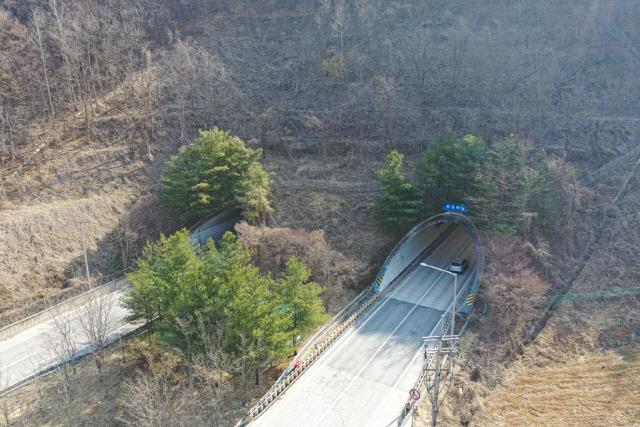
(275, 257, 328, 344)
(415, 134, 487, 216)
(527, 158, 562, 234)
(471, 135, 528, 233)
(125, 231, 326, 378)
(125, 230, 203, 331)
(160, 127, 273, 224)
(374, 150, 421, 230)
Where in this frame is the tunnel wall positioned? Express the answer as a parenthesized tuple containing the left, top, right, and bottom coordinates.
(371, 213, 484, 294)
(190, 206, 243, 245)
(371, 223, 449, 293)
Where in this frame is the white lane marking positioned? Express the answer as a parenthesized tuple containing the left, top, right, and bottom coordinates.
(364, 318, 444, 425)
(255, 230, 467, 424)
(312, 253, 462, 427)
(364, 256, 476, 425)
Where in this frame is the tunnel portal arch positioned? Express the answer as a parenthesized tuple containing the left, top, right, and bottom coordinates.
(371, 213, 484, 299)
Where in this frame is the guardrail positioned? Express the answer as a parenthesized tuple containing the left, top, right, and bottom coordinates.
(0, 322, 146, 398)
(0, 269, 127, 330)
(0, 278, 129, 342)
(0, 208, 241, 343)
(236, 228, 455, 425)
(264, 289, 370, 397)
(236, 290, 380, 425)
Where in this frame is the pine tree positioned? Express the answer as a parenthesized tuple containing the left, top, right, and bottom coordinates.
(125, 230, 203, 332)
(471, 135, 528, 233)
(374, 150, 421, 230)
(160, 127, 273, 224)
(276, 257, 328, 344)
(415, 134, 487, 216)
(125, 230, 326, 381)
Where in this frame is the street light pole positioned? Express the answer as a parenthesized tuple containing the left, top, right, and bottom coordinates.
(78, 220, 97, 287)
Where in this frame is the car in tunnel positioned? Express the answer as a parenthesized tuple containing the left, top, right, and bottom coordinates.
(448, 259, 469, 274)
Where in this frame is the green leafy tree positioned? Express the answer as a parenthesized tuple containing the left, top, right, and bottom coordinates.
(415, 134, 487, 215)
(160, 127, 273, 224)
(471, 135, 528, 233)
(275, 257, 328, 344)
(374, 150, 421, 229)
(126, 230, 203, 331)
(126, 231, 326, 382)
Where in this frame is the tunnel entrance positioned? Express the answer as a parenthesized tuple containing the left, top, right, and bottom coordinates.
(371, 213, 484, 314)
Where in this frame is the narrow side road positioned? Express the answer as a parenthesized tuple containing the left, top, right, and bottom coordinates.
(0, 288, 139, 393)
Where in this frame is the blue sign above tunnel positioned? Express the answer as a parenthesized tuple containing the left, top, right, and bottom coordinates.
(441, 202, 468, 214)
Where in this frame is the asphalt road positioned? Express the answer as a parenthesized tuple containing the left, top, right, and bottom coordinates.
(0, 210, 235, 394)
(0, 288, 139, 392)
(252, 226, 474, 427)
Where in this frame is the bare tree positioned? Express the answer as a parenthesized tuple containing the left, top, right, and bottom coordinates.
(48, 0, 80, 113)
(0, 106, 17, 164)
(331, 0, 347, 63)
(192, 325, 239, 427)
(374, 75, 396, 148)
(77, 293, 115, 373)
(116, 220, 139, 270)
(49, 316, 78, 421)
(119, 365, 188, 427)
(29, 8, 55, 124)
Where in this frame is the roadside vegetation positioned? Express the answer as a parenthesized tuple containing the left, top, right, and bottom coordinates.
(160, 127, 273, 224)
(374, 133, 570, 237)
(1, 2, 637, 426)
(125, 230, 327, 385)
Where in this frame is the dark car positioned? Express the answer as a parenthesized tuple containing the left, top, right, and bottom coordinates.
(448, 259, 469, 274)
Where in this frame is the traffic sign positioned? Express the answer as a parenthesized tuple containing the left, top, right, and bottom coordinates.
(441, 202, 468, 214)
(409, 388, 421, 401)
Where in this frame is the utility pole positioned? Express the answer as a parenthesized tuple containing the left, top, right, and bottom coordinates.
(419, 262, 461, 426)
(78, 220, 97, 287)
(423, 324, 460, 426)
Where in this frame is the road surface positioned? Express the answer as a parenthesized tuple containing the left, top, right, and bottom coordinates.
(0, 209, 237, 394)
(0, 288, 138, 392)
(252, 225, 474, 427)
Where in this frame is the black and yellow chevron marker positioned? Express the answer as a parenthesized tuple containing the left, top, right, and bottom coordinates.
(375, 275, 384, 286)
(465, 293, 476, 306)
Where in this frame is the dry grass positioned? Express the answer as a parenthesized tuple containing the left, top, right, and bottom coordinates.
(475, 319, 640, 427)
(0, 65, 181, 320)
(434, 183, 640, 426)
(0, 195, 131, 316)
(0, 337, 275, 427)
